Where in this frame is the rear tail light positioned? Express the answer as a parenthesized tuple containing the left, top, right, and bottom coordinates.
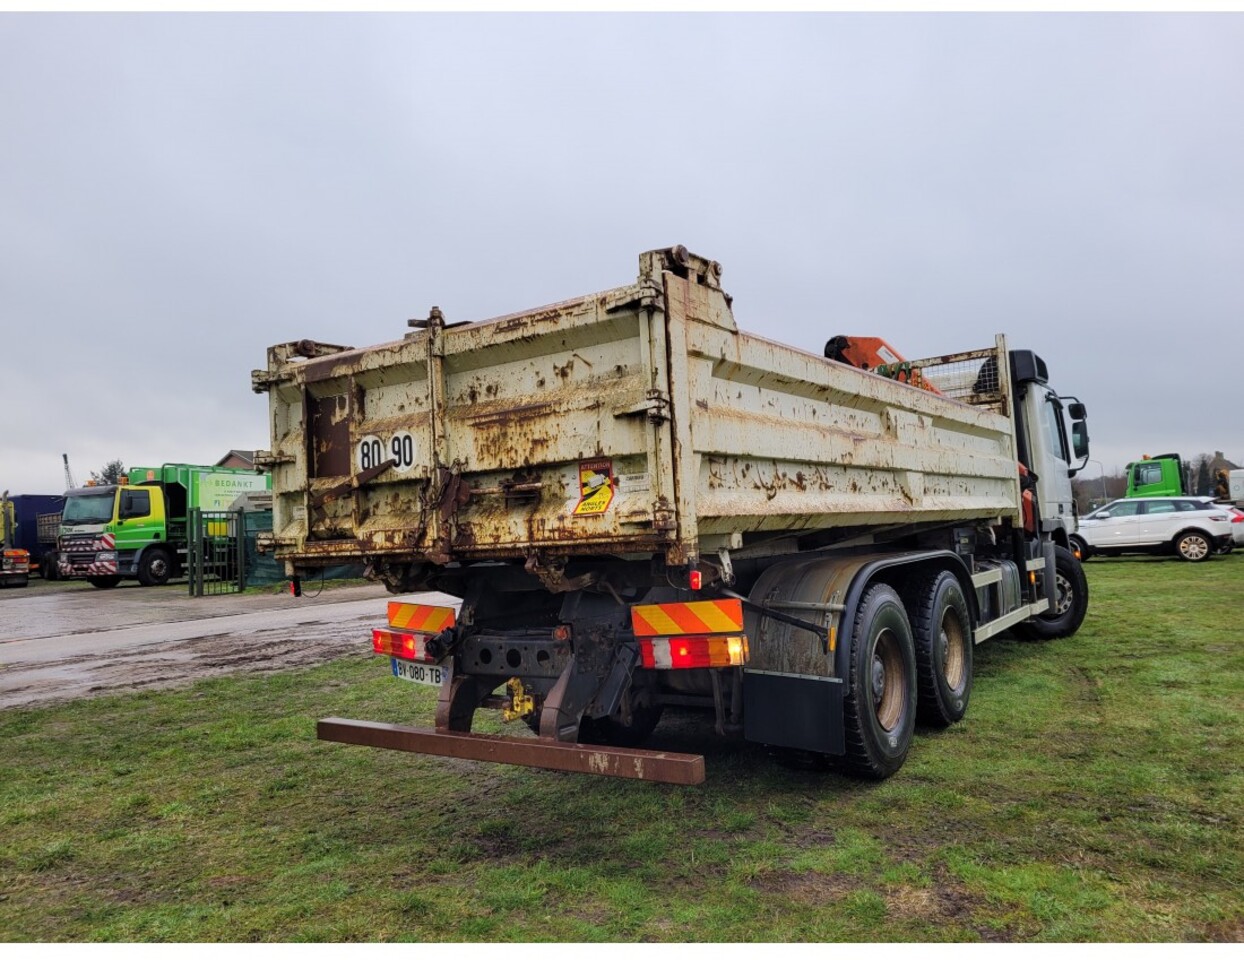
(372, 602, 458, 663)
(639, 635, 749, 670)
(373, 627, 438, 663)
(631, 599, 749, 670)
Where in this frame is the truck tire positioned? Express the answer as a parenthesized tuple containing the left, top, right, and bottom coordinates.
(909, 571, 972, 727)
(137, 548, 172, 587)
(840, 583, 917, 780)
(1173, 530, 1212, 562)
(88, 575, 121, 589)
(1014, 545, 1088, 641)
(39, 551, 59, 580)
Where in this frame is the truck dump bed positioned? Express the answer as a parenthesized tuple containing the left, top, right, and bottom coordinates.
(254, 247, 1021, 571)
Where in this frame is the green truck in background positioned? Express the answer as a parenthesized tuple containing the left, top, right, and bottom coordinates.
(58, 464, 271, 588)
(1125, 453, 1185, 498)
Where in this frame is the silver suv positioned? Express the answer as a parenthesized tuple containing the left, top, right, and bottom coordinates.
(1073, 496, 1233, 562)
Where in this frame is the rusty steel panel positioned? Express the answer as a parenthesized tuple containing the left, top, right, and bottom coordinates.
(256, 248, 1024, 570)
(317, 717, 706, 785)
(308, 391, 351, 478)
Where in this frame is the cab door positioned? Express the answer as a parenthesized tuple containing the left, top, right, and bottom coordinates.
(114, 486, 166, 556)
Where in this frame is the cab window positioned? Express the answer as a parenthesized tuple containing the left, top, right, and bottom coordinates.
(1100, 501, 1141, 518)
(119, 489, 151, 519)
(1039, 397, 1069, 464)
(1143, 500, 1176, 515)
(1134, 462, 1163, 486)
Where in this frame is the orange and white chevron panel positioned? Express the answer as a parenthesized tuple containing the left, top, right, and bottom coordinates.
(630, 598, 744, 638)
(387, 602, 456, 633)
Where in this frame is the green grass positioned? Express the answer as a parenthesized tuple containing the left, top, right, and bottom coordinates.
(1, 554, 1241, 942)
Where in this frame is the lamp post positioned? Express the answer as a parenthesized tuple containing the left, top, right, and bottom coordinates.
(1088, 459, 1107, 502)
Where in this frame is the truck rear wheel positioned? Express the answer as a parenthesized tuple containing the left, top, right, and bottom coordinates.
(137, 548, 172, 587)
(88, 576, 121, 589)
(840, 583, 917, 780)
(1014, 545, 1088, 641)
(39, 551, 59, 580)
(909, 571, 972, 727)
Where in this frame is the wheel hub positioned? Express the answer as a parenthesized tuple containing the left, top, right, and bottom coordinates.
(1052, 572, 1072, 615)
(871, 657, 886, 701)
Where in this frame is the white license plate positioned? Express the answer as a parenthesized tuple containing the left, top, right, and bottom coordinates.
(391, 658, 448, 686)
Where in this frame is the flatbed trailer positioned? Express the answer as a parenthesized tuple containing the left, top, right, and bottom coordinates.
(254, 246, 1091, 783)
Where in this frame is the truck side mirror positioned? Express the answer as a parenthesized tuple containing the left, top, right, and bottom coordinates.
(1072, 421, 1089, 459)
(1068, 402, 1086, 420)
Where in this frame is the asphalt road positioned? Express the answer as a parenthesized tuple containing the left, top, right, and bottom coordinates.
(0, 578, 460, 710)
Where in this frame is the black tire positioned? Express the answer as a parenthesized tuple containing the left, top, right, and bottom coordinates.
(1069, 535, 1091, 561)
(88, 575, 121, 589)
(840, 583, 917, 779)
(1014, 545, 1089, 641)
(39, 551, 59, 580)
(1173, 530, 1213, 563)
(909, 571, 972, 727)
(137, 548, 172, 587)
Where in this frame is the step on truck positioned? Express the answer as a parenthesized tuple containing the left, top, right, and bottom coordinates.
(58, 464, 271, 588)
(253, 246, 1092, 784)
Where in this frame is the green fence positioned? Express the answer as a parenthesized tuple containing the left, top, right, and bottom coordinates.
(187, 509, 244, 596)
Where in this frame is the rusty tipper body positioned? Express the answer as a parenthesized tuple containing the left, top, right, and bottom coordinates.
(254, 247, 1092, 783)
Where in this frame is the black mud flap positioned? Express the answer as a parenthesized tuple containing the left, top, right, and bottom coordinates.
(742, 670, 845, 755)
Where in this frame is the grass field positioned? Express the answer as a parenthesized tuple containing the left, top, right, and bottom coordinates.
(1, 553, 1240, 942)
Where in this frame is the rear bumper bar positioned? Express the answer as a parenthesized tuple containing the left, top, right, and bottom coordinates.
(317, 717, 705, 785)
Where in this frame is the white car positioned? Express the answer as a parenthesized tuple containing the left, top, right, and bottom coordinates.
(1073, 496, 1233, 563)
(1218, 504, 1244, 550)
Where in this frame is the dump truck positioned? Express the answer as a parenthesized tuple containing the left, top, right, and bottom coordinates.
(0, 494, 66, 579)
(253, 246, 1091, 784)
(57, 464, 271, 588)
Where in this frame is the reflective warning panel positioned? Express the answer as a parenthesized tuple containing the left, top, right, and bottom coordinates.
(630, 599, 745, 637)
(387, 602, 456, 633)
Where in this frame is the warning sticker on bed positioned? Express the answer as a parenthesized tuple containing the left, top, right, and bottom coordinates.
(574, 459, 614, 515)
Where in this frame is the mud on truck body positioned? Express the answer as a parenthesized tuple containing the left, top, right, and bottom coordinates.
(253, 247, 1091, 784)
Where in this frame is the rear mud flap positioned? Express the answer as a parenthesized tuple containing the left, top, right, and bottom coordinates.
(742, 671, 845, 755)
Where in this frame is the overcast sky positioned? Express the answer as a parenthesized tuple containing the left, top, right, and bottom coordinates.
(2, 13, 1241, 497)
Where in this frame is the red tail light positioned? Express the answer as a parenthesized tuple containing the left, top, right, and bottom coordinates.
(373, 627, 437, 663)
(639, 635, 748, 670)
